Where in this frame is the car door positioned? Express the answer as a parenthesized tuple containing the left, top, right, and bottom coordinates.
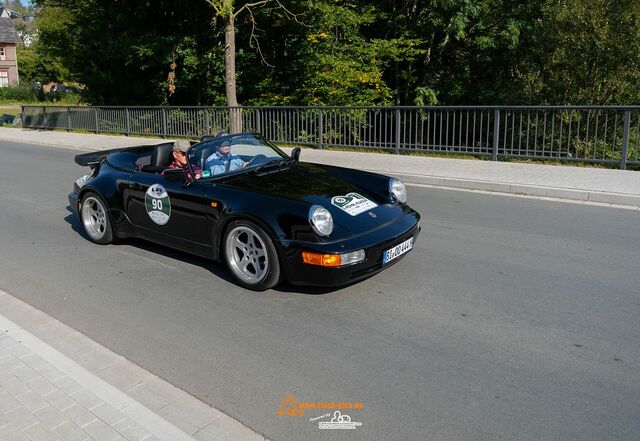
(125, 170, 212, 254)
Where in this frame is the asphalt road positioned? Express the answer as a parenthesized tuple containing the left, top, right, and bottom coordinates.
(1, 140, 639, 441)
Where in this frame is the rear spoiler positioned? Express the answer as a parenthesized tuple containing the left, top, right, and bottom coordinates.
(74, 147, 129, 167)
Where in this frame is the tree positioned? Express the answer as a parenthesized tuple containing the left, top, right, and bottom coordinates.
(236, 0, 423, 106)
(288, 1, 401, 105)
(20, 4, 72, 84)
(31, 0, 640, 108)
(514, 0, 640, 105)
(34, 0, 225, 105)
(204, 1, 239, 115)
(204, 0, 301, 132)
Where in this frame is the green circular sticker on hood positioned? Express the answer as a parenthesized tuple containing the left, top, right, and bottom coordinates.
(145, 184, 171, 225)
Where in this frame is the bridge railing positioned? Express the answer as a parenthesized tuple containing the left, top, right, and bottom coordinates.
(21, 105, 640, 169)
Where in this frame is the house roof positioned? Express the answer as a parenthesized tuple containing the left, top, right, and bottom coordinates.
(0, 7, 19, 19)
(0, 17, 17, 43)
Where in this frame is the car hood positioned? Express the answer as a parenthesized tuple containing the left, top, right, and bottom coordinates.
(220, 162, 409, 239)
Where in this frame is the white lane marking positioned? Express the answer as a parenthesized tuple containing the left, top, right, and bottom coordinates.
(406, 182, 640, 211)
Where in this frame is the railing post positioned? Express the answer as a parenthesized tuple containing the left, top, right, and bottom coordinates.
(162, 108, 167, 138)
(42, 106, 46, 129)
(255, 108, 261, 134)
(318, 109, 324, 149)
(620, 110, 631, 170)
(492, 109, 500, 161)
(395, 108, 401, 154)
(125, 108, 130, 136)
(20, 105, 24, 128)
(204, 108, 210, 135)
(66, 106, 71, 132)
(94, 107, 99, 133)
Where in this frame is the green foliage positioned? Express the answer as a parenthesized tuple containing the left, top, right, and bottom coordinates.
(292, 1, 395, 105)
(34, 0, 226, 105)
(206, 0, 235, 17)
(29, 0, 640, 106)
(0, 82, 39, 101)
(10, 0, 33, 16)
(17, 44, 70, 84)
(514, 0, 640, 105)
(0, 81, 82, 104)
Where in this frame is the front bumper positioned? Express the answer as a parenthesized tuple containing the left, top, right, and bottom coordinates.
(280, 212, 420, 287)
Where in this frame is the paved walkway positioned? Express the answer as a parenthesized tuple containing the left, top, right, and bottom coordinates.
(0, 289, 267, 441)
(0, 127, 638, 207)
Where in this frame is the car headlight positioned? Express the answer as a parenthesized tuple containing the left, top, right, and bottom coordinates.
(389, 178, 407, 203)
(309, 205, 333, 236)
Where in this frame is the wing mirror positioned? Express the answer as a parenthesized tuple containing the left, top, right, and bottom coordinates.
(291, 147, 301, 162)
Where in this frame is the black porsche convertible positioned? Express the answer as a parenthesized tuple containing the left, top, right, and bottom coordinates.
(69, 133, 420, 290)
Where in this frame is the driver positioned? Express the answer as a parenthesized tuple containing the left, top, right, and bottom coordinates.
(205, 141, 245, 175)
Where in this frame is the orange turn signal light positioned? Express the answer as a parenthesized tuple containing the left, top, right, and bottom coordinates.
(301, 251, 341, 267)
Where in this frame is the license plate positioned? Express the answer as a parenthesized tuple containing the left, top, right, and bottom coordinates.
(382, 237, 414, 265)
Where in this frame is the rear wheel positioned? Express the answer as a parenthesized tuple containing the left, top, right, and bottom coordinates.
(224, 220, 282, 291)
(80, 192, 114, 244)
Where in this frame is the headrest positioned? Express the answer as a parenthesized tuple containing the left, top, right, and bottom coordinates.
(151, 143, 174, 167)
(200, 146, 217, 169)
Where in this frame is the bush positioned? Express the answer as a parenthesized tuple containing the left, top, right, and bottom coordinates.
(43, 89, 81, 104)
(0, 82, 40, 102)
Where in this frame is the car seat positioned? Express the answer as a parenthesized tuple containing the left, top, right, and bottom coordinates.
(200, 146, 217, 169)
(139, 143, 175, 173)
(151, 143, 174, 168)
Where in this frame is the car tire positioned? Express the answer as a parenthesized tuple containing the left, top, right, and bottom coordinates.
(223, 220, 282, 291)
(79, 192, 114, 244)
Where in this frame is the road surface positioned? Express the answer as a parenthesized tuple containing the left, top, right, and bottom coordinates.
(1, 140, 639, 440)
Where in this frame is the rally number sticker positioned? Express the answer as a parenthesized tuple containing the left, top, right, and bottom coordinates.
(145, 184, 171, 225)
(331, 192, 377, 216)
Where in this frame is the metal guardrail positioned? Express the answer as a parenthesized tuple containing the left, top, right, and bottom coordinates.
(21, 105, 640, 169)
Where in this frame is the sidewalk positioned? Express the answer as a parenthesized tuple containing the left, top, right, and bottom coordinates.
(1, 127, 639, 208)
(0, 289, 267, 441)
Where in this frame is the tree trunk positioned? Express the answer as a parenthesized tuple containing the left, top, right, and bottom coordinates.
(225, 13, 242, 133)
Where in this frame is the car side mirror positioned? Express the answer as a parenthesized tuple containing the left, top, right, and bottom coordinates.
(163, 168, 187, 182)
(291, 147, 301, 162)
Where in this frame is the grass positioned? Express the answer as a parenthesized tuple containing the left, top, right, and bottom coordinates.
(0, 99, 86, 109)
(0, 101, 86, 116)
(0, 105, 20, 113)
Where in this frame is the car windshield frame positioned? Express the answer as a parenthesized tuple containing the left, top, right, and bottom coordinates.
(187, 132, 290, 181)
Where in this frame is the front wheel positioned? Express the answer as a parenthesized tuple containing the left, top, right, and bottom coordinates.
(224, 220, 282, 291)
(80, 192, 114, 244)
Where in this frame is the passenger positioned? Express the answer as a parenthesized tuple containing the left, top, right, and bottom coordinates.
(163, 140, 202, 179)
(205, 141, 245, 175)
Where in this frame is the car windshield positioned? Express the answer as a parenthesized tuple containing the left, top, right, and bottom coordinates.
(187, 133, 288, 179)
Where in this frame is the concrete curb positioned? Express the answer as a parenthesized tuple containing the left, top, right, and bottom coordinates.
(0, 288, 268, 441)
(372, 171, 640, 208)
